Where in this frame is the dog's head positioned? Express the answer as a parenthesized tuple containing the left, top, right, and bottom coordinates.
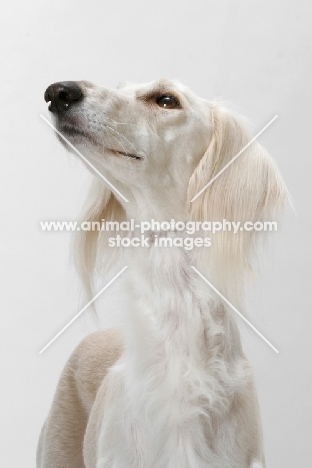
(44, 79, 288, 301)
(44, 79, 213, 219)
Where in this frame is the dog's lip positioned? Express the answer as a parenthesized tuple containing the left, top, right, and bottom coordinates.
(59, 123, 92, 139)
(112, 149, 142, 160)
(56, 122, 142, 159)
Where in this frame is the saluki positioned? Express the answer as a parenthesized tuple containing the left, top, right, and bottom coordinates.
(37, 79, 287, 467)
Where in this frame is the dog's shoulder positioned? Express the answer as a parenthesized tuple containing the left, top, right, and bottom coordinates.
(67, 328, 124, 411)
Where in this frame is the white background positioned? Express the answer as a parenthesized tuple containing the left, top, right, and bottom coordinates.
(0, 1, 311, 466)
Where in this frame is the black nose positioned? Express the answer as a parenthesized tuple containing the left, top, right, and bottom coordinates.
(44, 81, 83, 113)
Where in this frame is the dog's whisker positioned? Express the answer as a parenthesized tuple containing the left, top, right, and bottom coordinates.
(104, 124, 138, 154)
(103, 128, 138, 179)
(105, 116, 136, 126)
(103, 127, 130, 156)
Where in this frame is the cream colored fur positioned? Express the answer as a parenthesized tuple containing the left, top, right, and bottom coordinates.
(37, 329, 123, 467)
(38, 79, 287, 467)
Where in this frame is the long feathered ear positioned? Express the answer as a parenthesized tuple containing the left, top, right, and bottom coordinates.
(187, 106, 288, 306)
(73, 178, 126, 298)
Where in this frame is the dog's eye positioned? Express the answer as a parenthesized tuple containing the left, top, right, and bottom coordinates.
(156, 94, 180, 109)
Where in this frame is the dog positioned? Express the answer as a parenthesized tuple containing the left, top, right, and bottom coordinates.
(37, 79, 287, 467)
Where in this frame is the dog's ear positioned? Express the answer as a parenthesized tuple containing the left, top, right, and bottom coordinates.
(187, 106, 288, 304)
(73, 178, 126, 298)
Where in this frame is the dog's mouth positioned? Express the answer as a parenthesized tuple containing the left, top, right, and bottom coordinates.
(113, 150, 142, 160)
(59, 123, 142, 160)
(60, 124, 93, 141)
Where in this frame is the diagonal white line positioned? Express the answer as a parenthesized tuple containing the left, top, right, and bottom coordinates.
(39, 266, 128, 354)
(190, 115, 278, 203)
(191, 266, 279, 353)
(40, 114, 129, 203)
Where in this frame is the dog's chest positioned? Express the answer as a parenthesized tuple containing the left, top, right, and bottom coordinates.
(94, 366, 246, 468)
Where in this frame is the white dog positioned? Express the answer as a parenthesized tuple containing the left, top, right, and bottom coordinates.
(37, 79, 287, 467)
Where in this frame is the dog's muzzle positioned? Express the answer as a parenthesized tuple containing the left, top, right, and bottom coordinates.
(44, 81, 83, 113)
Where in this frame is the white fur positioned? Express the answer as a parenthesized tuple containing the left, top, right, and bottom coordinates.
(95, 234, 262, 467)
(39, 78, 288, 467)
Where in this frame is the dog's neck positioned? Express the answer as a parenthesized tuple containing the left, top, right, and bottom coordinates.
(95, 235, 252, 467)
(113, 176, 191, 222)
(122, 232, 245, 417)
(125, 202, 188, 224)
